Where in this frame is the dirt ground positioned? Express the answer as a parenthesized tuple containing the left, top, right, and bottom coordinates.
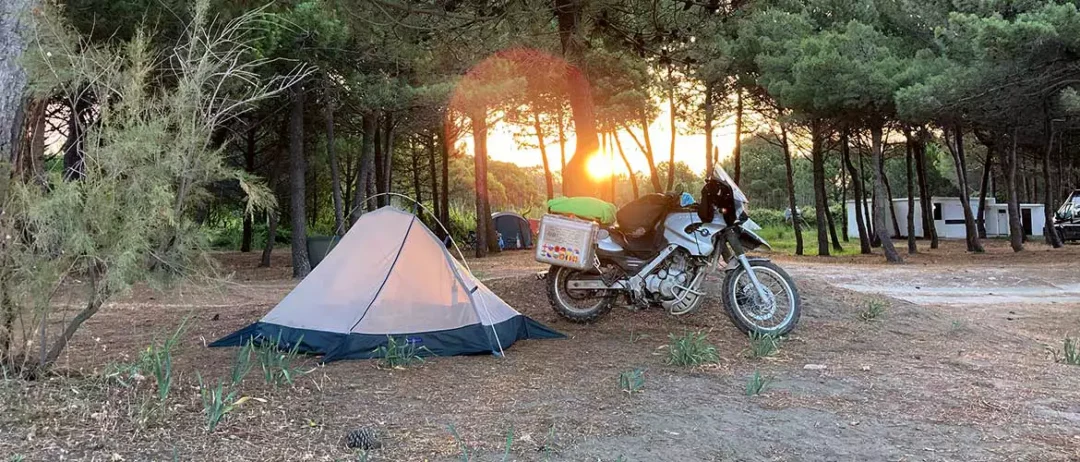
(3, 239, 1080, 461)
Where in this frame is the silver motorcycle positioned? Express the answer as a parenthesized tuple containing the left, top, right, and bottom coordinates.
(544, 167, 801, 335)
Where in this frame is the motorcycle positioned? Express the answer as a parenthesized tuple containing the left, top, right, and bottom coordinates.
(543, 167, 801, 335)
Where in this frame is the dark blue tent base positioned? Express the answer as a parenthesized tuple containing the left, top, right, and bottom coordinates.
(210, 315, 564, 362)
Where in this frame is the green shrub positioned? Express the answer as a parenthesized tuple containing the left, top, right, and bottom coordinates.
(617, 368, 646, 395)
(1058, 336, 1080, 365)
(666, 331, 719, 367)
(747, 331, 781, 358)
(745, 370, 771, 396)
(374, 336, 430, 368)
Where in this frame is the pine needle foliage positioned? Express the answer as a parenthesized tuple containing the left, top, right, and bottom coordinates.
(0, 0, 308, 372)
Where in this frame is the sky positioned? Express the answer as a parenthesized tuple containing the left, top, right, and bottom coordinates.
(474, 101, 740, 176)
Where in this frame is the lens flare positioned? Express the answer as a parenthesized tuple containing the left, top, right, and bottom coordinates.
(586, 153, 613, 180)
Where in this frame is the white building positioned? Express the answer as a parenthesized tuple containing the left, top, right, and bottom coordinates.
(844, 197, 1045, 239)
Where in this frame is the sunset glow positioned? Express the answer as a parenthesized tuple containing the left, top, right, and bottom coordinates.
(586, 152, 615, 180)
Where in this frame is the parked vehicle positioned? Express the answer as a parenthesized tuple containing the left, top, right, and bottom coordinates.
(1054, 189, 1080, 242)
(538, 167, 801, 335)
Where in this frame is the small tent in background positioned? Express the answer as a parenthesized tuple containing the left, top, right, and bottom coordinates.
(212, 207, 562, 361)
(492, 212, 533, 249)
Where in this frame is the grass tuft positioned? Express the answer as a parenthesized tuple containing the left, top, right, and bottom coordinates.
(859, 299, 888, 322)
(447, 424, 470, 461)
(254, 334, 308, 387)
(745, 370, 771, 396)
(144, 318, 189, 402)
(230, 341, 255, 386)
(747, 331, 781, 358)
(1058, 335, 1080, 365)
(666, 331, 719, 367)
(197, 373, 248, 432)
(617, 368, 646, 395)
(374, 336, 430, 368)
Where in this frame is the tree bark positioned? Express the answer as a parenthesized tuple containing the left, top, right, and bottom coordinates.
(913, 130, 938, 248)
(976, 149, 992, 239)
(41, 265, 106, 369)
(62, 96, 90, 181)
(471, 110, 493, 257)
(624, 120, 662, 193)
(534, 111, 555, 200)
(1042, 105, 1063, 248)
(842, 129, 871, 254)
(325, 102, 345, 236)
(870, 123, 902, 263)
(946, 125, 983, 252)
(733, 89, 743, 185)
(613, 132, 638, 199)
(557, 105, 567, 172)
(352, 114, 377, 223)
(373, 120, 385, 207)
(905, 130, 917, 254)
(1, 0, 31, 166)
(241, 124, 256, 252)
(288, 87, 311, 278)
(261, 210, 279, 267)
(882, 164, 901, 238)
(439, 127, 451, 234)
(428, 133, 440, 235)
(704, 81, 714, 175)
(411, 140, 422, 205)
(780, 125, 803, 255)
(554, 0, 599, 198)
(1006, 130, 1024, 251)
(810, 120, 830, 256)
(666, 67, 677, 192)
(382, 112, 395, 202)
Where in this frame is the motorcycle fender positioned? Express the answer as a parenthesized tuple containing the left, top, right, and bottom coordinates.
(723, 256, 771, 272)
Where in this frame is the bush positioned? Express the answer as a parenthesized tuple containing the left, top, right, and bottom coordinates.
(747, 208, 787, 228)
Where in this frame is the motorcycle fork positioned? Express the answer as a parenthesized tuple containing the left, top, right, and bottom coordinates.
(724, 230, 770, 303)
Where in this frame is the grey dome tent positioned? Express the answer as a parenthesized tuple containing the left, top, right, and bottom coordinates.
(492, 212, 533, 249)
(211, 207, 562, 361)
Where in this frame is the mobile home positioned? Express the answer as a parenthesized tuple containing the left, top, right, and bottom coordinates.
(843, 197, 1045, 239)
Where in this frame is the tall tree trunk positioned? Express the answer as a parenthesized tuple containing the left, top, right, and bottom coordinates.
(411, 141, 422, 206)
(382, 112, 395, 201)
(241, 124, 257, 252)
(288, 87, 311, 278)
(428, 133, 440, 236)
(471, 110, 492, 257)
(825, 198, 842, 252)
(40, 264, 106, 369)
(439, 128, 451, 234)
(905, 130, 917, 254)
(882, 164, 902, 238)
(555, 0, 599, 198)
(325, 102, 345, 236)
(613, 132, 639, 199)
(733, 89, 743, 185)
(842, 129, 871, 254)
(1006, 130, 1024, 251)
(704, 81, 714, 175)
(373, 121, 385, 206)
(946, 125, 983, 252)
(261, 210, 279, 267)
(810, 120, 830, 256)
(976, 149, 992, 239)
(534, 111, 555, 200)
(557, 105, 567, 172)
(624, 120, 662, 193)
(1042, 105, 1064, 248)
(870, 123, 902, 263)
(840, 153, 848, 242)
(781, 125, 804, 255)
(666, 67, 677, 192)
(1, 0, 31, 167)
(62, 96, 90, 181)
(352, 114, 377, 222)
(858, 147, 878, 245)
(913, 130, 938, 248)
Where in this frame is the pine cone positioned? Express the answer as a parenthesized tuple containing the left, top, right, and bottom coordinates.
(345, 427, 382, 450)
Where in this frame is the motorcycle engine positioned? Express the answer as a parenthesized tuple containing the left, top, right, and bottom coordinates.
(644, 251, 692, 300)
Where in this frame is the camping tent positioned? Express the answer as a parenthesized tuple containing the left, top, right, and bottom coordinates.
(211, 207, 562, 361)
(492, 212, 533, 249)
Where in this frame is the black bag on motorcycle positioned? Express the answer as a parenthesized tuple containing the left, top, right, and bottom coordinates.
(616, 193, 678, 235)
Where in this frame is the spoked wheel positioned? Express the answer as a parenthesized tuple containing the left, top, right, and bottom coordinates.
(546, 265, 615, 323)
(722, 260, 800, 335)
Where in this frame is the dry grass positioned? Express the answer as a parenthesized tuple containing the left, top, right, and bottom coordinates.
(2, 247, 1080, 461)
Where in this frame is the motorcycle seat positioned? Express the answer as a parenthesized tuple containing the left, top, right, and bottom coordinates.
(605, 224, 667, 258)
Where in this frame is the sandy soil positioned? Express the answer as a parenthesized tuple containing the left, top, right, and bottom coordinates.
(2, 242, 1080, 461)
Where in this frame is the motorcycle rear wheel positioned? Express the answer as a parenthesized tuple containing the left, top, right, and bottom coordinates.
(546, 265, 615, 323)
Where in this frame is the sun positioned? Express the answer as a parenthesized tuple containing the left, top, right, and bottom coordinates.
(586, 153, 614, 180)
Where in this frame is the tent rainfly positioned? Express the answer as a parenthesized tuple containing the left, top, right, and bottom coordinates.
(211, 207, 563, 361)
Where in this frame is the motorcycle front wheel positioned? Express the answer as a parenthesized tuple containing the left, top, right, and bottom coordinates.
(546, 265, 615, 323)
(722, 260, 801, 336)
